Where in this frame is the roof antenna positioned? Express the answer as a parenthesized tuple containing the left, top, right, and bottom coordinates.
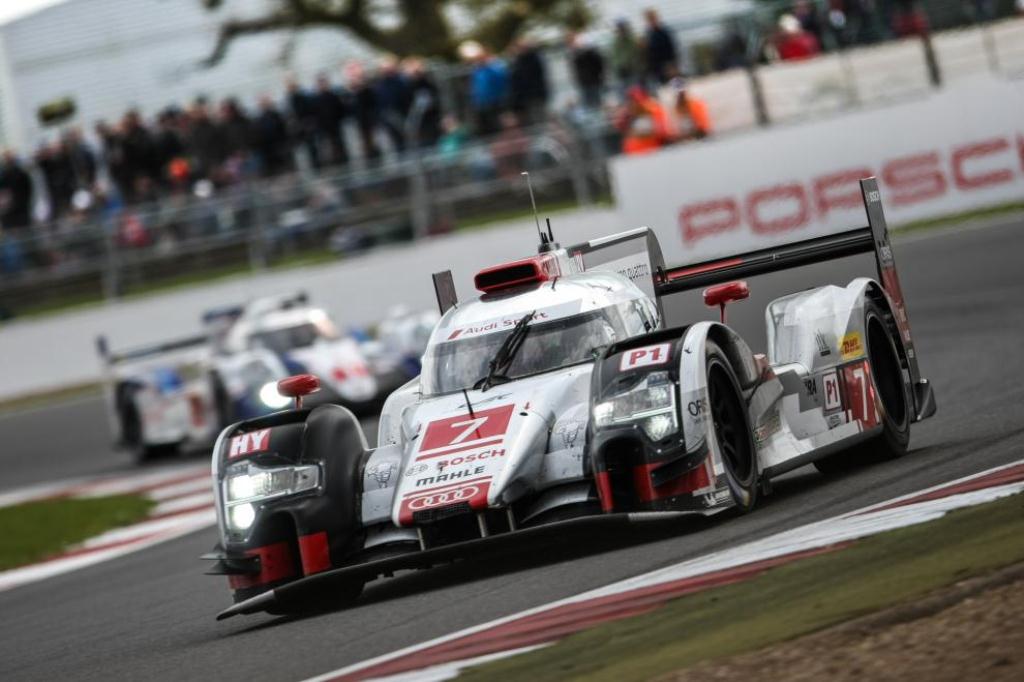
(522, 171, 550, 252)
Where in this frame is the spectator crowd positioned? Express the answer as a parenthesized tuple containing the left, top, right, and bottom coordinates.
(0, 1, 1016, 259)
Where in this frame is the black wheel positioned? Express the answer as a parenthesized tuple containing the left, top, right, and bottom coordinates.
(118, 389, 154, 462)
(118, 386, 178, 463)
(706, 343, 758, 511)
(815, 301, 911, 474)
(210, 371, 233, 428)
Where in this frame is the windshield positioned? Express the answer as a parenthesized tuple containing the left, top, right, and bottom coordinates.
(422, 304, 639, 395)
(249, 322, 336, 354)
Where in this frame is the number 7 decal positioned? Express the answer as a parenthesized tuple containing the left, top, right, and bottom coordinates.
(419, 404, 516, 453)
(448, 416, 490, 444)
(842, 361, 878, 429)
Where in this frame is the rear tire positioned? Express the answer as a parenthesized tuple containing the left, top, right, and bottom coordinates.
(815, 301, 911, 474)
(118, 389, 161, 463)
(706, 344, 758, 512)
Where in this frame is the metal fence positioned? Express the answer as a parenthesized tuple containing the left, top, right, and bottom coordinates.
(0, 117, 612, 315)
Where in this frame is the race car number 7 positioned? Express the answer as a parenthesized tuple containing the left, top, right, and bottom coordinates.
(850, 366, 868, 417)
(419, 404, 517, 453)
(448, 416, 490, 444)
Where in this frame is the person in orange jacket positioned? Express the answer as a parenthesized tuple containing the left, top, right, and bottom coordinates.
(659, 68, 712, 141)
(619, 86, 673, 155)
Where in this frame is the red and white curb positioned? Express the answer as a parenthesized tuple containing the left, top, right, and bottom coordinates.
(0, 463, 215, 592)
(306, 459, 1024, 682)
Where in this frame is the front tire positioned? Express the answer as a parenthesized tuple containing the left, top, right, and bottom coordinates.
(706, 344, 758, 512)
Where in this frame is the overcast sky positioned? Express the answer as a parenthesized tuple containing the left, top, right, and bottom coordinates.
(0, 0, 66, 25)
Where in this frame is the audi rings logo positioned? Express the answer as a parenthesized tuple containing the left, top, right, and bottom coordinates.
(407, 485, 479, 510)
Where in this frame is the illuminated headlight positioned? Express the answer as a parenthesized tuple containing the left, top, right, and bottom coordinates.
(229, 503, 256, 531)
(259, 381, 292, 409)
(593, 371, 678, 439)
(223, 464, 319, 532)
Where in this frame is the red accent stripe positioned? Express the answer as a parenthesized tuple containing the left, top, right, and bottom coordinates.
(56, 469, 210, 500)
(146, 502, 214, 523)
(298, 531, 332, 575)
(403, 476, 492, 499)
(31, 530, 166, 564)
(332, 543, 849, 681)
(633, 461, 712, 503)
(228, 541, 298, 590)
(866, 463, 1024, 514)
(417, 438, 503, 460)
(665, 257, 744, 281)
(595, 471, 614, 512)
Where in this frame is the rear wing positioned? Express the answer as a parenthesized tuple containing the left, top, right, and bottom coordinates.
(657, 177, 933, 421)
(96, 334, 209, 367)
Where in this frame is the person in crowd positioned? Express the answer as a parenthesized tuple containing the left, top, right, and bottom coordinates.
(219, 98, 253, 182)
(37, 140, 77, 218)
(404, 58, 443, 147)
(610, 18, 642, 92)
(490, 112, 530, 179)
(153, 108, 187, 187)
(312, 73, 349, 167)
(508, 38, 550, 126)
(252, 95, 293, 177)
(437, 114, 469, 160)
(186, 98, 226, 183)
(643, 8, 679, 85)
(285, 75, 321, 169)
(374, 56, 412, 153)
(775, 14, 822, 61)
(345, 61, 381, 161)
(617, 85, 673, 155)
(967, 0, 997, 22)
(64, 128, 97, 195)
(793, 0, 825, 45)
(716, 19, 749, 70)
(0, 150, 34, 231)
(95, 120, 130, 197)
(890, 0, 930, 37)
(568, 31, 606, 110)
(122, 109, 163, 193)
(660, 68, 711, 141)
(460, 40, 508, 137)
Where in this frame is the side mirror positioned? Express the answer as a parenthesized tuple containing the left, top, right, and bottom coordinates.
(703, 281, 749, 323)
(277, 374, 321, 409)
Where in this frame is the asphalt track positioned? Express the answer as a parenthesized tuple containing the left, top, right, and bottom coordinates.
(2, 215, 1023, 681)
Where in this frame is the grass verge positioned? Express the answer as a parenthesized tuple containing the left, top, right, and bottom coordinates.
(0, 494, 154, 571)
(461, 491, 1024, 682)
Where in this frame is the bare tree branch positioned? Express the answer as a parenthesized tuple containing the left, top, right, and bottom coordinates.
(198, 0, 585, 68)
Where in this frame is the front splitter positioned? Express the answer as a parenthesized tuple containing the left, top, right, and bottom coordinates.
(217, 510, 712, 620)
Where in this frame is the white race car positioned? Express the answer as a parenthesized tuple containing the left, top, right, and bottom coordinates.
(207, 178, 936, 618)
(98, 294, 426, 460)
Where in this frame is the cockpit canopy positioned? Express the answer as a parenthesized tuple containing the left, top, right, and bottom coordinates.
(420, 274, 657, 396)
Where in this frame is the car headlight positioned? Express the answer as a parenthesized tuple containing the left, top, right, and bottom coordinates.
(258, 381, 292, 409)
(593, 370, 678, 439)
(223, 464, 320, 531)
